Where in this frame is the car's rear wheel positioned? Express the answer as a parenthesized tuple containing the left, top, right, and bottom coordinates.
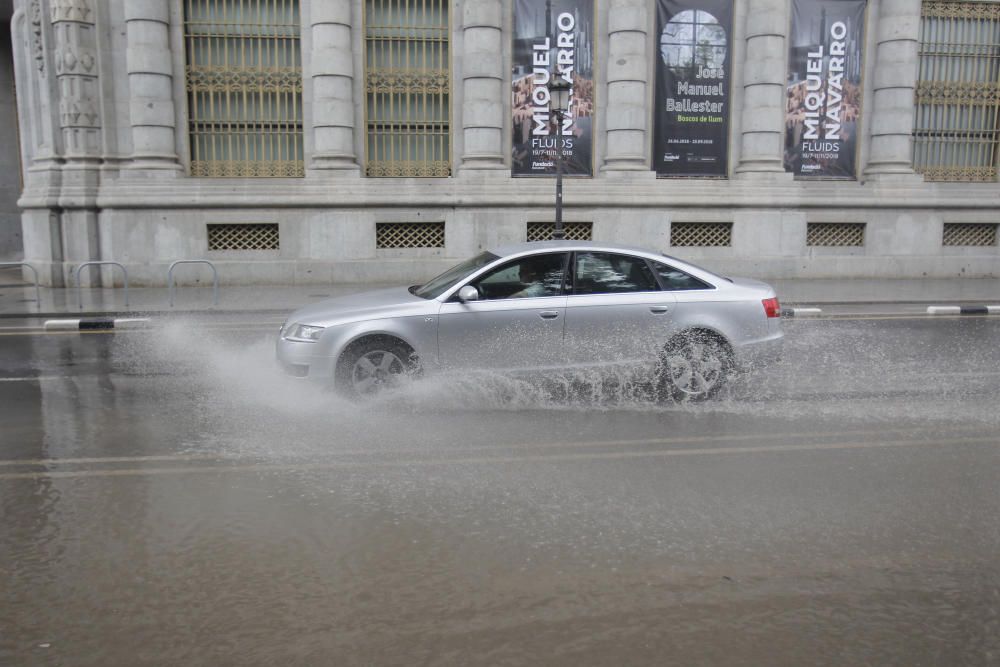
(336, 337, 418, 399)
(657, 332, 732, 402)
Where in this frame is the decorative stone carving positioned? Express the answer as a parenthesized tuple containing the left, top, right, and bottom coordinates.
(30, 1, 45, 74)
(50, 0, 94, 24)
(51, 0, 102, 156)
(55, 46, 97, 75)
(59, 97, 100, 128)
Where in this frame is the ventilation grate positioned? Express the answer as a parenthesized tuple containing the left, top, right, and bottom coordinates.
(376, 222, 445, 249)
(807, 222, 865, 247)
(670, 222, 732, 247)
(526, 222, 593, 242)
(942, 223, 997, 247)
(208, 223, 280, 251)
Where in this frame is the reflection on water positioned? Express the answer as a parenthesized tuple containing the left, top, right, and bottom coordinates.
(1, 319, 999, 665)
(107, 317, 1000, 450)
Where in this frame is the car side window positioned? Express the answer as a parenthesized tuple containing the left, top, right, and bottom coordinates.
(652, 261, 713, 291)
(573, 252, 659, 294)
(472, 253, 568, 300)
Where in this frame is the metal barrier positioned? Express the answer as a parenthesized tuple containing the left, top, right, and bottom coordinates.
(167, 260, 219, 307)
(75, 261, 129, 310)
(0, 262, 41, 306)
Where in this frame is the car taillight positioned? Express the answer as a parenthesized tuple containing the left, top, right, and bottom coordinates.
(762, 297, 781, 318)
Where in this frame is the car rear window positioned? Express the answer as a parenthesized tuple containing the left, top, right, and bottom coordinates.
(652, 261, 714, 291)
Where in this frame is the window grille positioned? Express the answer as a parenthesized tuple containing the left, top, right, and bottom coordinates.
(942, 222, 998, 245)
(376, 222, 445, 248)
(208, 223, 280, 250)
(670, 222, 732, 247)
(364, 0, 451, 177)
(184, 0, 304, 178)
(526, 222, 593, 242)
(913, 1, 1000, 181)
(807, 222, 866, 246)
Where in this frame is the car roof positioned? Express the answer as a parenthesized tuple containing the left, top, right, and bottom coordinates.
(488, 240, 665, 259)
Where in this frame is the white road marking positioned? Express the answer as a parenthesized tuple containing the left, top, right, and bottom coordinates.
(0, 433, 996, 480)
(0, 425, 960, 467)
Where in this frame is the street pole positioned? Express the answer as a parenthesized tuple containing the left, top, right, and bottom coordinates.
(549, 77, 572, 242)
(554, 108, 565, 241)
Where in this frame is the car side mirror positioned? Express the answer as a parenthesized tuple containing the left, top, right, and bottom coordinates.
(457, 285, 480, 302)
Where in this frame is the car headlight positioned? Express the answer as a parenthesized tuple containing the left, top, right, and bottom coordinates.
(283, 323, 325, 342)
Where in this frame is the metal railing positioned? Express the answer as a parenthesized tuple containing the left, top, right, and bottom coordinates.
(167, 260, 219, 307)
(0, 262, 41, 306)
(75, 261, 129, 310)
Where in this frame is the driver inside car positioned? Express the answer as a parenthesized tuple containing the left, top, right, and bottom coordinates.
(510, 262, 550, 299)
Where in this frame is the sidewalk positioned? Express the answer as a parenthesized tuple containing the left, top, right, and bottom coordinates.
(0, 278, 998, 319)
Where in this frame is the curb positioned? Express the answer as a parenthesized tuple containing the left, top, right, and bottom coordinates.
(781, 307, 823, 317)
(0, 308, 289, 320)
(43, 317, 151, 331)
(926, 305, 1000, 316)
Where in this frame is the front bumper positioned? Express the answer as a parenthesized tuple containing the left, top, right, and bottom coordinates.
(275, 335, 336, 380)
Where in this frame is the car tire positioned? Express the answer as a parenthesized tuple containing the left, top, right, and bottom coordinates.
(335, 337, 418, 399)
(656, 332, 732, 402)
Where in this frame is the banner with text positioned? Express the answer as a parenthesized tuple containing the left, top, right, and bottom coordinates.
(784, 0, 867, 178)
(512, 0, 594, 176)
(653, 0, 733, 177)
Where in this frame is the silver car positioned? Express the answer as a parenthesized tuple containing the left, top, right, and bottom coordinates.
(276, 241, 783, 400)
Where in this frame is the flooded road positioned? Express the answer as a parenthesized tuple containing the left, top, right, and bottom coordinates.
(2, 316, 1000, 665)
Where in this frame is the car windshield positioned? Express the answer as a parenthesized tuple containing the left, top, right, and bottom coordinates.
(412, 251, 500, 299)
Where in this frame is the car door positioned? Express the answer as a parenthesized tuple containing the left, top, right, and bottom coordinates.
(562, 251, 677, 368)
(437, 252, 570, 371)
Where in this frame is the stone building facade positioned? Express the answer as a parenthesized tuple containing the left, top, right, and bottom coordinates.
(8, 0, 1000, 287)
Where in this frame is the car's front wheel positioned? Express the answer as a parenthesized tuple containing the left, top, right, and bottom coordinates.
(657, 332, 732, 402)
(336, 337, 418, 399)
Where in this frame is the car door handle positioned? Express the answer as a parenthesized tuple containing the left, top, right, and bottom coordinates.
(539, 311, 560, 319)
(649, 305, 670, 314)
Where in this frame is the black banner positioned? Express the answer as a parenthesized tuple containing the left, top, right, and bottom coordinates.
(653, 0, 733, 177)
(784, 0, 867, 178)
(511, 0, 594, 176)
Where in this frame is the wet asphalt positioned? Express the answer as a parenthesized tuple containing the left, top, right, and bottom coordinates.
(2, 314, 1000, 666)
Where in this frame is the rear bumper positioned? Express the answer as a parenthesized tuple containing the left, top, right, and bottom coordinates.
(733, 333, 783, 370)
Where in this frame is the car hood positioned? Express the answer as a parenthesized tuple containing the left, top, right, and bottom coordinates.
(285, 286, 431, 327)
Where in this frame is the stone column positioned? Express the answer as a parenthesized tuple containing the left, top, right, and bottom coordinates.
(601, 0, 651, 173)
(863, 0, 922, 180)
(458, 0, 505, 171)
(308, 0, 361, 173)
(124, 0, 182, 171)
(734, 0, 790, 177)
(51, 0, 101, 161)
(17, 1, 62, 170)
(51, 0, 103, 286)
(12, 2, 66, 286)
